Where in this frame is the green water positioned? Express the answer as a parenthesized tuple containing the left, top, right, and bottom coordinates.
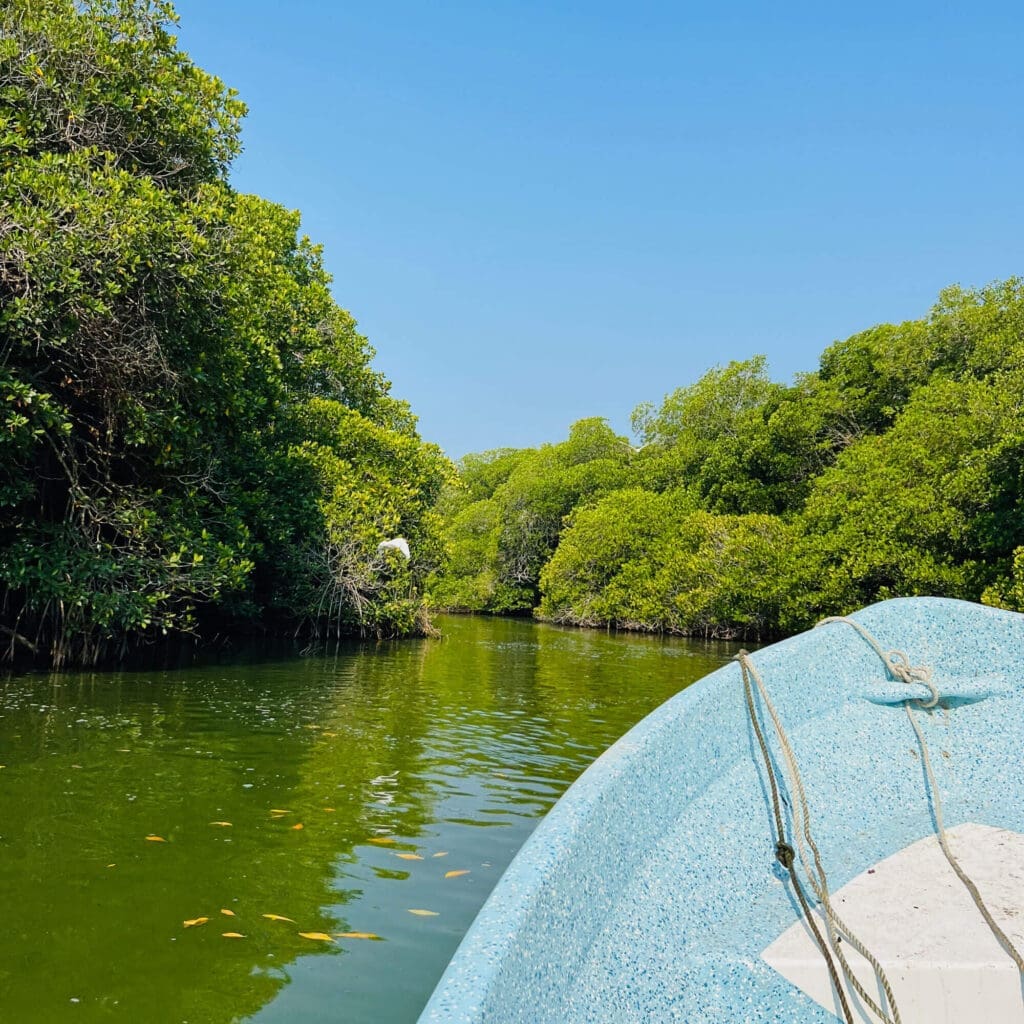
(0, 615, 736, 1023)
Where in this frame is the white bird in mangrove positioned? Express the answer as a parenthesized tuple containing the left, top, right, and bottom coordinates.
(377, 537, 411, 560)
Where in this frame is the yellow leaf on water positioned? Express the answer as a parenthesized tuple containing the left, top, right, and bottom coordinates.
(262, 914, 295, 923)
(222, 932, 245, 938)
(368, 837, 395, 845)
(298, 932, 334, 942)
(432, 852, 448, 858)
(106, 863, 116, 868)
(209, 821, 232, 827)
(395, 853, 422, 861)
(322, 807, 335, 813)
(183, 917, 208, 928)
(270, 809, 289, 814)
(334, 932, 381, 940)
(145, 835, 166, 842)
(445, 870, 470, 879)
(407, 909, 439, 917)
(291, 823, 304, 830)
(220, 909, 235, 916)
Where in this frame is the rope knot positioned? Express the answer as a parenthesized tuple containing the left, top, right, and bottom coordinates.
(775, 841, 796, 869)
(884, 649, 939, 708)
(817, 617, 940, 709)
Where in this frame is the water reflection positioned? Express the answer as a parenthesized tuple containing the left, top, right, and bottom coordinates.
(0, 616, 737, 1023)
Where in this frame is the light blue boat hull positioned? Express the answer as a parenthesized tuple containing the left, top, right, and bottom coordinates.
(419, 598, 1024, 1022)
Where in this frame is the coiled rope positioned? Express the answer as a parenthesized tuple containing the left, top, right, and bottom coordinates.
(739, 615, 1024, 1023)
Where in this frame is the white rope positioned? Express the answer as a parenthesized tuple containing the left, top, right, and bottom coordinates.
(817, 615, 1024, 978)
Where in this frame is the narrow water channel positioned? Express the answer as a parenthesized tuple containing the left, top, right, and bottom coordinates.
(0, 616, 738, 1023)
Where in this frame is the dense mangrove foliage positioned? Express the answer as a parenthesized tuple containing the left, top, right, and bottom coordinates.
(0, 0, 449, 664)
(430, 279, 1024, 639)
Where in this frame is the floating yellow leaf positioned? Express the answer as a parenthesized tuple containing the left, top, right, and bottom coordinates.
(334, 932, 381, 940)
(183, 917, 209, 928)
(368, 837, 395, 845)
(322, 807, 335, 813)
(220, 909, 235, 917)
(432, 852, 448, 858)
(145, 835, 166, 842)
(106, 863, 116, 868)
(262, 914, 295, 923)
(209, 821, 232, 827)
(395, 853, 422, 861)
(270, 809, 289, 814)
(407, 909, 439, 917)
(445, 870, 470, 879)
(298, 932, 334, 942)
(291, 823, 304, 831)
(222, 932, 245, 938)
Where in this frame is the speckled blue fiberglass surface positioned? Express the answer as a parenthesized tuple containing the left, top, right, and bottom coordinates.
(417, 598, 1024, 1023)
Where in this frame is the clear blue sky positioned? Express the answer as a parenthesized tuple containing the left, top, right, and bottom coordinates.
(175, 1, 1023, 460)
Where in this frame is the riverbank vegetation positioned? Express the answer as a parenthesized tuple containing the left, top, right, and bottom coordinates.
(0, 0, 449, 665)
(429, 279, 1024, 639)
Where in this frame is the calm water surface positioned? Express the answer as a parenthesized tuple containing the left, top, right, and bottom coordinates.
(0, 615, 737, 1023)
